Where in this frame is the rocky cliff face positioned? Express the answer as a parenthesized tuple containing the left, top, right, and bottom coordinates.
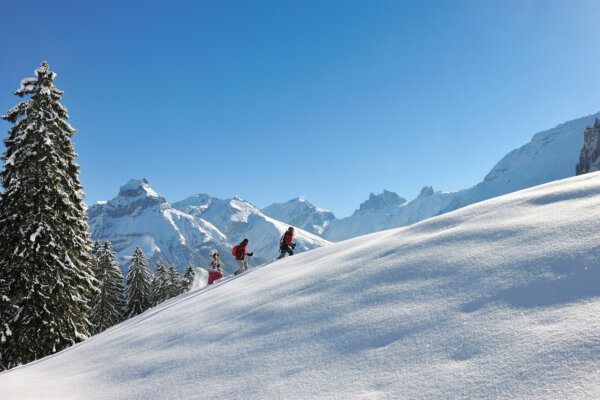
(354, 190, 407, 215)
(576, 118, 600, 175)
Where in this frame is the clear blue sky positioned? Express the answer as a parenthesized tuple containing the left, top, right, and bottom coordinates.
(2, 0, 600, 217)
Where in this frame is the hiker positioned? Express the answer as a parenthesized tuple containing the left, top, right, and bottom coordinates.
(276, 227, 296, 260)
(207, 251, 223, 285)
(233, 238, 253, 275)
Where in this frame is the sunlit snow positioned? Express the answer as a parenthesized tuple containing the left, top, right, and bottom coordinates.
(2, 172, 600, 399)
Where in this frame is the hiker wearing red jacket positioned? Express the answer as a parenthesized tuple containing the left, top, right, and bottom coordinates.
(276, 227, 296, 260)
(233, 238, 253, 275)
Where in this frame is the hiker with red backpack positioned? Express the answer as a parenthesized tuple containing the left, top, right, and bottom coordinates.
(207, 251, 223, 285)
(276, 227, 296, 260)
(232, 238, 253, 275)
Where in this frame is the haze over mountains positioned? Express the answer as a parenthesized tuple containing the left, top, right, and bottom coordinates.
(88, 111, 600, 273)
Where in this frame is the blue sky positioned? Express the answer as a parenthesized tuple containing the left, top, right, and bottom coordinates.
(2, 0, 600, 217)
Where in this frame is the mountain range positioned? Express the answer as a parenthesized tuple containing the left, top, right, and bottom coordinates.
(88, 111, 599, 273)
(87, 180, 329, 275)
(264, 111, 600, 241)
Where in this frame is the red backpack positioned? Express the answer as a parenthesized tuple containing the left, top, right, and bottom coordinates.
(231, 245, 239, 256)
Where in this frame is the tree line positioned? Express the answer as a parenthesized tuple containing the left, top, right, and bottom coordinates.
(89, 242, 196, 335)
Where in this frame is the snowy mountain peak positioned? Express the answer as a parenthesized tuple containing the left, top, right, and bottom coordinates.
(118, 178, 161, 199)
(417, 186, 435, 198)
(261, 197, 336, 235)
(354, 189, 407, 215)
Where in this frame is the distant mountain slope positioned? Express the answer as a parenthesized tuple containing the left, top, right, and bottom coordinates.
(323, 111, 600, 241)
(173, 195, 330, 261)
(323, 186, 457, 241)
(87, 179, 232, 273)
(5, 172, 600, 399)
(441, 111, 600, 213)
(261, 197, 336, 235)
(88, 180, 330, 275)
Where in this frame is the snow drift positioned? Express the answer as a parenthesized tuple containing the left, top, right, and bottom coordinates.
(2, 172, 600, 399)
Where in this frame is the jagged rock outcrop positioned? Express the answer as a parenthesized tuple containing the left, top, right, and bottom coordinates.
(354, 190, 407, 215)
(322, 188, 454, 242)
(261, 197, 336, 235)
(575, 118, 600, 175)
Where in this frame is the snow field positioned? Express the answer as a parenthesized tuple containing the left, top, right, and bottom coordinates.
(2, 172, 600, 399)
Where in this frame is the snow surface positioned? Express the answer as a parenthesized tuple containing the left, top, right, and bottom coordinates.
(3, 172, 600, 399)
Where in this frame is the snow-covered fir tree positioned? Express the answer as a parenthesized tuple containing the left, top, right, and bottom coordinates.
(89, 241, 125, 335)
(0, 62, 96, 370)
(125, 247, 151, 318)
(151, 263, 169, 305)
(576, 118, 600, 175)
(166, 265, 182, 299)
(181, 264, 196, 292)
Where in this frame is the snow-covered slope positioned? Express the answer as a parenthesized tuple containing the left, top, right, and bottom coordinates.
(261, 197, 336, 235)
(4, 172, 600, 399)
(324, 111, 599, 241)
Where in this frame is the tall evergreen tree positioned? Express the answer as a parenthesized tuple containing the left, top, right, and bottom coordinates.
(125, 246, 151, 317)
(0, 62, 96, 370)
(89, 241, 125, 334)
(166, 265, 182, 299)
(181, 264, 196, 292)
(151, 263, 169, 305)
